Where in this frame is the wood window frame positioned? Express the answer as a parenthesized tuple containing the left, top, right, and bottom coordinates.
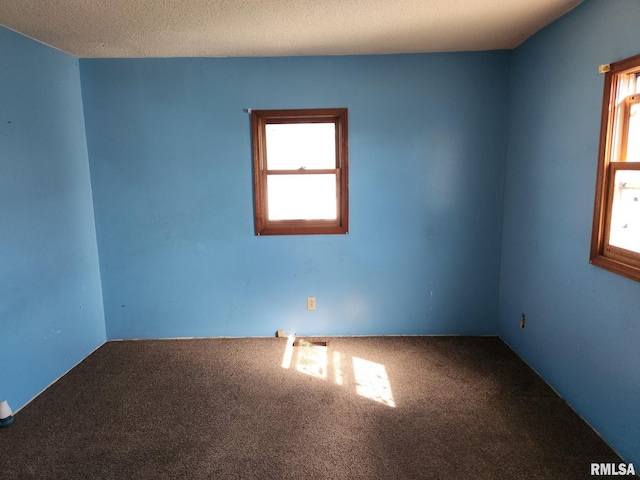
(590, 53, 640, 281)
(251, 108, 349, 236)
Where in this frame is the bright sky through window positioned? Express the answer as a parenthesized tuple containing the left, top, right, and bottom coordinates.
(265, 123, 337, 221)
(609, 170, 640, 254)
(267, 174, 337, 220)
(266, 123, 335, 170)
(627, 102, 640, 162)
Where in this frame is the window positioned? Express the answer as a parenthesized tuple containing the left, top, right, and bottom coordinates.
(251, 108, 349, 235)
(590, 53, 640, 281)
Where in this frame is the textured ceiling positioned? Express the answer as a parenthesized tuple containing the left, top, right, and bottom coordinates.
(0, 0, 583, 58)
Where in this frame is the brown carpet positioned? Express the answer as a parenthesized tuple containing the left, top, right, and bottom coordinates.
(0, 336, 625, 479)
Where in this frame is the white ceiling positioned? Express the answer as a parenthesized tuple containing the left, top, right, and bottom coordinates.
(0, 0, 583, 58)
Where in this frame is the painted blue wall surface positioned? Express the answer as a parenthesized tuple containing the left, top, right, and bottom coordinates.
(0, 27, 106, 410)
(80, 52, 510, 340)
(499, 0, 640, 466)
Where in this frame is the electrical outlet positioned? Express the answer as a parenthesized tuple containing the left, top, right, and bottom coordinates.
(307, 297, 316, 310)
(520, 313, 526, 329)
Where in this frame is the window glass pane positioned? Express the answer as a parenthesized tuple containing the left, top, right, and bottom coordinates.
(626, 102, 640, 162)
(609, 169, 640, 254)
(266, 123, 336, 170)
(267, 174, 336, 220)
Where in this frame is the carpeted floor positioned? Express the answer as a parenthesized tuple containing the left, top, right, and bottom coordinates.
(0, 336, 626, 479)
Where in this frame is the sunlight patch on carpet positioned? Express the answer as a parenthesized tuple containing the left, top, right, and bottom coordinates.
(333, 351, 344, 385)
(281, 335, 296, 369)
(295, 342, 327, 379)
(352, 356, 395, 407)
(280, 336, 395, 407)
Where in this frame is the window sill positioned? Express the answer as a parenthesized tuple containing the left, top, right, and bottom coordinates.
(257, 222, 348, 236)
(590, 254, 640, 282)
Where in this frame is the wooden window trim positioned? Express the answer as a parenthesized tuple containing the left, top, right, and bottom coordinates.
(251, 108, 349, 236)
(590, 53, 640, 281)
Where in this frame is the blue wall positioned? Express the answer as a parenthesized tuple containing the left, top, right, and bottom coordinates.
(0, 28, 106, 410)
(80, 53, 510, 339)
(499, 0, 640, 466)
